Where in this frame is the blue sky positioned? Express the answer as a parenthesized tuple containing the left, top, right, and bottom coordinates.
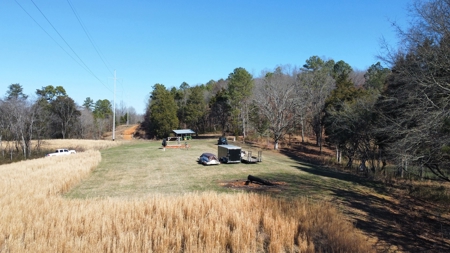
(1, 0, 411, 113)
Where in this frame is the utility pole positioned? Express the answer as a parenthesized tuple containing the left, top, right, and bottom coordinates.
(112, 70, 116, 141)
(124, 86, 129, 125)
(127, 106, 129, 125)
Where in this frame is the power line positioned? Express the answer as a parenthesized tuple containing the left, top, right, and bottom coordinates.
(66, 0, 114, 76)
(14, 0, 91, 74)
(16, 0, 113, 93)
(29, 0, 111, 92)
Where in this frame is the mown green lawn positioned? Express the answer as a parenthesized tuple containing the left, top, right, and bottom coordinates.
(65, 138, 355, 199)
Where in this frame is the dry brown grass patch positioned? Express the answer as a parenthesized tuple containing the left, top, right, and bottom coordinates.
(38, 139, 122, 152)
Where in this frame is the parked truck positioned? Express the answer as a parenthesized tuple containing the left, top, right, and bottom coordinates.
(45, 149, 76, 157)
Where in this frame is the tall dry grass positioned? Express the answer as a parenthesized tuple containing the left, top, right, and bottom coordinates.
(1, 143, 374, 252)
(38, 139, 122, 152)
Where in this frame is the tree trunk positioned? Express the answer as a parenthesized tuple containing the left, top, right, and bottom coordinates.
(336, 146, 341, 164)
(242, 112, 246, 140)
(21, 135, 26, 159)
(318, 125, 323, 153)
(274, 134, 280, 150)
(247, 175, 274, 186)
(300, 116, 305, 143)
(346, 156, 353, 169)
(61, 121, 66, 139)
(419, 164, 424, 180)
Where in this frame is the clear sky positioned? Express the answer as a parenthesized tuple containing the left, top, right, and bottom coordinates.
(1, 0, 411, 114)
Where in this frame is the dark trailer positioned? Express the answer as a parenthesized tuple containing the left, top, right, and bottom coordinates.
(218, 144, 241, 164)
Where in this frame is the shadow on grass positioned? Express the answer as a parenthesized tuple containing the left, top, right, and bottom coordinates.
(330, 187, 450, 252)
(270, 148, 450, 252)
(281, 148, 388, 193)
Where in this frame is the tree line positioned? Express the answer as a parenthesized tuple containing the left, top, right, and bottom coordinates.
(143, 0, 450, 181)
(0, 84, 141, 161)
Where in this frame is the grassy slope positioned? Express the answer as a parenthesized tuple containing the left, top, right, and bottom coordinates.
(66, 139, 383, 201)
(66, 139, 324, 198)
(64, 138, 389, 214)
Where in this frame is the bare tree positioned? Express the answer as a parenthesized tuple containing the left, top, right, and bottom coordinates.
(117, 100, 127, 124)
(293, 74, 310, 143)
(0, 98, 38, 159)
(350, 69, 366, 87)
(0, 100, 8, 157)
(298, 57, 335, 150)
(253, 66, 297, 150)
(376, 0, 450, 181)
(76, 107, 95, 139)
(126, 107, 142, 124)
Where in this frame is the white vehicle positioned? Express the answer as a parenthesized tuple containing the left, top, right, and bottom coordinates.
(197, 153, 220, 165)
(45, 149, 76, 157)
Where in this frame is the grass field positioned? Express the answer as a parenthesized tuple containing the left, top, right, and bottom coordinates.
(2, 137, 449, 252)
(1, 138, 377, 252)
(64, 138, 450, 252)
(65, 139, 331, 199)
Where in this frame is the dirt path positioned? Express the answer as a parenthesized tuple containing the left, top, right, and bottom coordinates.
(103, 124, 139, 140)
(122, 125, 139, 140)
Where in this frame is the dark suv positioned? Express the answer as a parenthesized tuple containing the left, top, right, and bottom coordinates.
(218, 136, 228, 145)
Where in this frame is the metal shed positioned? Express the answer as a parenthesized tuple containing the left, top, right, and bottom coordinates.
(172, 129, 195, 140)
